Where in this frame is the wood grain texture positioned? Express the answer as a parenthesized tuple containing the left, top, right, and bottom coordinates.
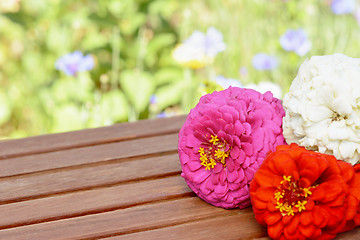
(0, 197, 234, 240)
(0, 153, 181, 203)
(0, 115, 186, 159)
(0, 133, 179, 178)
(0, 175, 193, 229)
(103, 212, 267, 240)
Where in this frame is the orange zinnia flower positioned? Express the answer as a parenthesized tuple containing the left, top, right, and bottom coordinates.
(250, 143, 360, 240)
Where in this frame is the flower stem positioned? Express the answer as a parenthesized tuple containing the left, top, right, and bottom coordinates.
(111, 26, 120, 91)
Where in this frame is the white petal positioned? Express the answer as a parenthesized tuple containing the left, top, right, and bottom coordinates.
(339, 141, 358, 161)
(328, 121, 350, 140)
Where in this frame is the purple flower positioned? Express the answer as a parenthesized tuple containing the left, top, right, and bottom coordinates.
(252, 53, 278, 71)
(331, 0, 355, 15)
(215, 75, 243, 89)
(279, 29, 312, 56)
(184, 27, 226, 58)
(150, 95, 157, 104)
(55, 51, 94, 76)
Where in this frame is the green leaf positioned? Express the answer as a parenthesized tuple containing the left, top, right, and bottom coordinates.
(46, 24, 72, 53)
(119, 70, 154, 115)
(51, 73, 94, 103)
(154, 81, 183, 110)
(147, 33, 176, 54)
(153, 67, 182, 86)
(51, 104, 85, 133)
(120, 13, 147, 35)
(81, 30, 109, 50)
(99, 90, 128, 122)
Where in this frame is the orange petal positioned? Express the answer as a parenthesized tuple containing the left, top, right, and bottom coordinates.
(354, 164, 360, 173)
(264, 211, 282, 225)
(252, 198, 267, 210)
(267, 200, 278, 212)
(337, 160, 354, 183)
(254, 169, 276, 187)
(299, 223, 317, 238)
(285, 215, 300, 234)
(312, 206, 328, 228)
(348, 171, 360, 200)
(276, 144, 291, 151)
(267, 220, 284, 240)
(273, 152, 298, 176)
(300, 211, 313, 226)
(312, 182, 344, 202)
(326, 192, 346, 207)
(298, 154, 326, 184)
(255, 186, 275, 202)
(284, 228, 299, 240)
(282, 215, 293, 225)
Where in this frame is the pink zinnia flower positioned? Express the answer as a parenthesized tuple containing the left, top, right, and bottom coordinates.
(178, 87, 286, 209)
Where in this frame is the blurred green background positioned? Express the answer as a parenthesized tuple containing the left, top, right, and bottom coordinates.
(0, 0, 360, 139)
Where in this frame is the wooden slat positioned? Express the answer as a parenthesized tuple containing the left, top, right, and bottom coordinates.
(0, 115, 186, 159)
(0, 197, 237, 240)
(0, 175, 193, 229)
(0, 133, 179, 178)
(104, 213, 267, 240)
(0, 153, 181, 203)
(106, 213, 360, 240)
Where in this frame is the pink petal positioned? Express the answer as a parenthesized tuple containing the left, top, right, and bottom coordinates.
(228, 181, 241, 191)
(212, 173, 219, 185)
(243, 122, 252, 135)
(232, 185, 249, 198)
(214, 181, 229, 197)
(235, 121, 245, 136)
(217, 130, 227, 140)
(222, 112, 234, 123)
(213, 162, 223, 173)
(243, 156, 251, 168)
(230, 146, 240, 159)
(227, 159, 235, 172)
(219, 170, 227, 185)
(233, 136, 241, 148)
(216, 118, 227, 129)
(224, 124, 235, 135)
(200, 179, 211, 195)
(244, 166, 256, 182)
(186, 160, 202, 171)
(242, 142, 253, 156)
(203, 119, 219, 133)
(251, 130, 265, 152)
(235, 168, 245, 183)
(192, 169, 211, 183)
(227, 170, 239, 183)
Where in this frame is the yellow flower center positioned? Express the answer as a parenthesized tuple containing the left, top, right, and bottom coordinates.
(198, 135, 230, 170)
(274, 175, 314, 216)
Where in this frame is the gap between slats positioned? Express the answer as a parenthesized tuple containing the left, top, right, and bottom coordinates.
(0, 152, 182, 204)
(0, 116, 186, 160)
(0, 150, 178, 180)
(0, 175, 194, 230)
(0, 133, 179, 178)
(99, 212, 267, 240)
(0, 197, 241, 240)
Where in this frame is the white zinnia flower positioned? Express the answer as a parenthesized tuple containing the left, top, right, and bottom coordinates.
(282, 53, 360, 165)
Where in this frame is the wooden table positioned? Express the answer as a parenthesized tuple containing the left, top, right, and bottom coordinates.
(0, 115, 358, 240)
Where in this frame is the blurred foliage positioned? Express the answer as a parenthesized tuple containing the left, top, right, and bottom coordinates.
(0, 0, 360, 138)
